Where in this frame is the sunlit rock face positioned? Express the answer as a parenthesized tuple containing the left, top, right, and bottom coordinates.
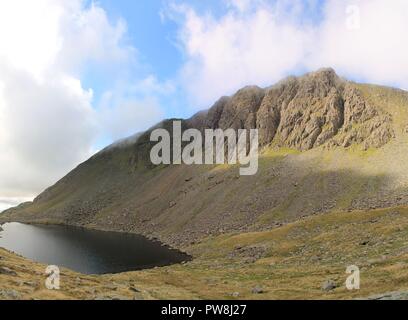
(197, 68, 394, 151)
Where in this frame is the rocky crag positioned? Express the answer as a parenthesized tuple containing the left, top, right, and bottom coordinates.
(3, 68, 408, 247)
(193, 68, 394, 151)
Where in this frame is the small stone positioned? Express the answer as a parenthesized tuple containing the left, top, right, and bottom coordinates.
(322, 280, 337, 292)
(0, 289, 20, 299)
(110, 295, 130, 301)
(104, 284, 118, 291)
(231, 292, 240, 298)
(310, 256, 320, 263)
(23, 281, 38, 287)
(94, 294, 130, 301)
(0, 267, 17, 276)
(252, 286, 264, 294)
(367, 258, 378, 266)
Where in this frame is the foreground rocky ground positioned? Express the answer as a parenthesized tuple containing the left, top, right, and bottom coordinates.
(2, 205, 408, 300)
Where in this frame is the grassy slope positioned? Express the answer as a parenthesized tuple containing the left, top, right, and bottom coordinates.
(2, 205, 408, 300)
(6, 137, 408, 247)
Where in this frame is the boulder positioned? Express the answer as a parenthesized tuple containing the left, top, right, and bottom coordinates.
(322, 280, 337, 292)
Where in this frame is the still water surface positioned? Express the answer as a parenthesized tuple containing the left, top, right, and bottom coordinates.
(0, 222, 190, 274)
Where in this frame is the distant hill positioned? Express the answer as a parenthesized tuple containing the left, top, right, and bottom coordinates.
(3, 68, 408, 248)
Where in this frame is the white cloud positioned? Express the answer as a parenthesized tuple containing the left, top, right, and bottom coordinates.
(310, 0, 408, 88)
(133, 75, 176, 96)
(0, 64, 96, 197)
(98, 90, 164, 141)
(0, 0, 163, 211)
(169, 0, 408, 107)
(0, 0, 62, 81)
(170, 0, 319, 107)
(225, 0, 253, 12)
(56, 1, 135, 74)
(171, 1, 313, 107)
(95, 74, 172, 141)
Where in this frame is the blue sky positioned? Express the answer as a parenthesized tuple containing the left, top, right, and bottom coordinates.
(82, 0, 227, 114)
(86, 0, 324, 93)
(84, 0, 181, 93)
(80, 0, 331, 149)
(79, 0, 247, 149)
(1, 0, 408, 208)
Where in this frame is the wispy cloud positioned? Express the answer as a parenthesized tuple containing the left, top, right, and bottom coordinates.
(0, 0, 164, 204)
(166, 0, 408, 107)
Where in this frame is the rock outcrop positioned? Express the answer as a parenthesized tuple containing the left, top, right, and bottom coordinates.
(191, 68, 394, 151)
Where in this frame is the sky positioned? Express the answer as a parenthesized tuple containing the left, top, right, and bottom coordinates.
(1, 0, 408, 211)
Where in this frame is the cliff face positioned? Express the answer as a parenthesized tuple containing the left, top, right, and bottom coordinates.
(192, 68, 394, 151)
(3, 69, 408, 247)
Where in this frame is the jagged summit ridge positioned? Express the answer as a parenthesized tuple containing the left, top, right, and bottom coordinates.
(189, 68, 395, 151)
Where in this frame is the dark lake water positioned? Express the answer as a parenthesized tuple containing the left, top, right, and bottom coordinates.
(0, 222, 190, 274)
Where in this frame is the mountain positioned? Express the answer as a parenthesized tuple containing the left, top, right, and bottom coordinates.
(3, 68, 408, 248)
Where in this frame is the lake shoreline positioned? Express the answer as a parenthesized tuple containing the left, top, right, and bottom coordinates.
(0, 222, 192, 275)
(4, 207, 408, 300)
(0, 217, 193, 255)
(0, 247, 152, 300)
